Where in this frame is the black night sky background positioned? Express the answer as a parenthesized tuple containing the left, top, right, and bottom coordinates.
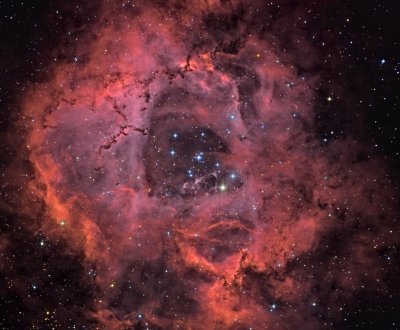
(1, 1, 400, 329)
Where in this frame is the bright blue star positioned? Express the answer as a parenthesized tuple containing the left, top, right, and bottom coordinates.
(194, 152, 204, 162)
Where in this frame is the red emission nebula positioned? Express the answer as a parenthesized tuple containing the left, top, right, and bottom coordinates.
(15, 1, 397, 329)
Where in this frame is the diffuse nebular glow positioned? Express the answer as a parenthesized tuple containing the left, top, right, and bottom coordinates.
(14, 0, 398, 329)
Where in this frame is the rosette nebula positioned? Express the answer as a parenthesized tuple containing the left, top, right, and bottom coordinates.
(1, 1, 400, 329)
